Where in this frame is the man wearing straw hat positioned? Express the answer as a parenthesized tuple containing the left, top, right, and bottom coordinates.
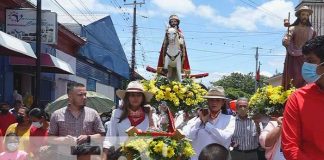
(282, 5, 316, 90)
(183, 86, 235, 160)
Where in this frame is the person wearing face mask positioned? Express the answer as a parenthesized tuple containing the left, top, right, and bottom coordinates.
(5, 107, 31, 152)
(230, 98, 262, 160)
(0, 133, 28, 160)
(0, 103, 17, 133)
(282, 6, 316, 90)
(281, 35, 324, 160)
(28, 108, 49, 158)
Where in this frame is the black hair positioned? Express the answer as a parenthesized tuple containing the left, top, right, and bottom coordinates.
(29, 108, 46, 119)
(118, 92, 149, 123)
(67, 82, 85, 94)
(0, 102, 9, 108)
(198, 143, 229, 160)
(302, 35, 324, 62)
(19, 106, 30, 116)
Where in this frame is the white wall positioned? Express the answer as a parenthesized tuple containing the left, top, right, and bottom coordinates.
(54, 50, 88, 98)
(54, 50, 116, 100)
(268, 75, 282, 87)
(96, 82, 115, 101)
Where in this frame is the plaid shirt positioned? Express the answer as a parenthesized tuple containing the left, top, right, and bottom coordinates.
(49, 106, 105, 137)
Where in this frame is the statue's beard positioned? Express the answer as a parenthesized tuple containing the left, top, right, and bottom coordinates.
(301, 18, 308, 25)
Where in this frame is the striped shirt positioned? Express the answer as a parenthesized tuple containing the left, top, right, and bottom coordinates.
(232, 116, 261, 151)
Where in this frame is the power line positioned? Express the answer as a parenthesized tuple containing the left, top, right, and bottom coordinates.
(50, 0, 129, 64)
(239, 0, 283, 20)
(136, 25, 284, 33)
(78, 0, 98, 20)
(67, 0, 93, 22)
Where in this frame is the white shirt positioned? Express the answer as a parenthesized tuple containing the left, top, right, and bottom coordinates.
(152, 113, 159, 128)
(182, 113, 235, 160)
(103, 109, 151, 149)
(259, 121, 285, 160)
(104, 121, 111, 132)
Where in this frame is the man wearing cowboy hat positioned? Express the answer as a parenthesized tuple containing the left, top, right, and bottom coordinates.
(157, 14, 191, 76)
(282, 5, 316, 90)
(183, 86, 235, 160)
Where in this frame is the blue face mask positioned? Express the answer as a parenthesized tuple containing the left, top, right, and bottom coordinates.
(302, 62, 324, 83)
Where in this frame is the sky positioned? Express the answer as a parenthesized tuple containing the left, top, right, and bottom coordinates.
(29, 0, 301, 86)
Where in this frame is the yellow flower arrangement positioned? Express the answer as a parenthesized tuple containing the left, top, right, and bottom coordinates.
(121, 136, 195, 160)
(141, 76, 207, 113)
(249, 85, 295, 116)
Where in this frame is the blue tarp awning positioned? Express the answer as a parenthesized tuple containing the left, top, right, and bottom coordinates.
(79, 16, 129, 79)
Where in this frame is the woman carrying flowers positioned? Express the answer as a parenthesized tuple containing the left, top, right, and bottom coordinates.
(102, 81, 156, 160)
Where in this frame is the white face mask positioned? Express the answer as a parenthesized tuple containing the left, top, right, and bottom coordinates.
(7, 142, 19, 151)
(32, 122, 43, 128)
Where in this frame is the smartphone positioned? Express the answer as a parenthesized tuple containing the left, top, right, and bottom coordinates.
(70, 145, 101, 155)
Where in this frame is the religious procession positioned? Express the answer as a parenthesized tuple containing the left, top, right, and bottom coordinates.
(0, 0, 324, 160)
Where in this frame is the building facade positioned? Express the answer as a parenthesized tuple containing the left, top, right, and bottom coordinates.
(0, 0, 130, 109)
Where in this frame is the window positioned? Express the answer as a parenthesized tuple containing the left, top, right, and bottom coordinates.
(87, 78, 96, 91)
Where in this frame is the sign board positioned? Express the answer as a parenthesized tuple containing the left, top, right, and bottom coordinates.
(6, 9, 58, 44)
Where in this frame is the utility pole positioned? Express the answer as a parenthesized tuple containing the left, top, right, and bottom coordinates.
(124, 0, 145, 80)
(254, 47, 261, 91)
(35, 0, 42, 107)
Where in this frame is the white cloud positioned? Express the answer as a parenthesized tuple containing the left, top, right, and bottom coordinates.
(33, 0, 295, 31)
(198, 0, 295, 31)
(150, 0, 295, 31)
(152, 0, 196, 14)
(258, 0, 296, 29)
(260, 71, 273, 77)
(196, 5, 216, 19)
(199, 72, 230, 87)
(27, 0, 132, 25)
(268, 58, 284, 71)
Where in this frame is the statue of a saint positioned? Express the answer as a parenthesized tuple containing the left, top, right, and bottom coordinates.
(282, 6, 316, 90)
(157, 15, 190, 76)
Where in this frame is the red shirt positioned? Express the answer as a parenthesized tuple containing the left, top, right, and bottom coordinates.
(30, 126, 48, 137)
(282, 83, 324, 160)
(0, 113, 16, 133)
(29, 126, 48, 155)
(0, 129, 3, 152)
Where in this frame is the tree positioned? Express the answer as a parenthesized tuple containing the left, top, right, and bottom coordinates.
(210, 72, 268, 100)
